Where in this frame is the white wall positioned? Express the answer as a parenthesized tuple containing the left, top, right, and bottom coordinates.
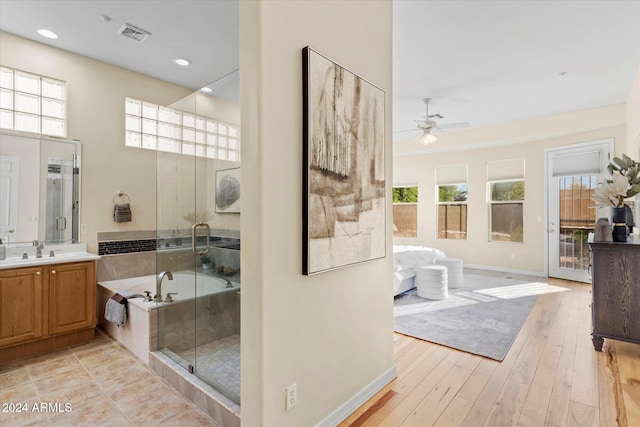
(0, 32, 240, 252)
(627, 67, 640, 158)
(240, 1, 394, 426)
(394, 105, 627, 274)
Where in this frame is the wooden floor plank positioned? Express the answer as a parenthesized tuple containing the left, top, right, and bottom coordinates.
(376, 351, 463, 426)
(596, 340, 628, 427)
(614, 341, 640, 426)
(545, 283, 581, 427)
(481, 290, 564, 427)
(567, 400, 599, 427)
(400, 353, 481, 426)
(355, 345, 452, 426)
(570, 285, 600, 408)
(518, 286, 574, 427)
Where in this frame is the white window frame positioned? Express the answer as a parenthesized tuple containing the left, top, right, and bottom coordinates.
(392, 185, 418, 238)
(488, 179, 525, 243)
(437, 182, 468, 240)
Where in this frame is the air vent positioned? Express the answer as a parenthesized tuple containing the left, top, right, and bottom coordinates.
(118, 23, 151, 42)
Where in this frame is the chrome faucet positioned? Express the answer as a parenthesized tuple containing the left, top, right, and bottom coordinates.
(33, 240, 44, 258)
(155, 271, 173, 302)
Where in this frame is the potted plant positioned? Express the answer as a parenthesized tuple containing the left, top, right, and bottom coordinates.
(200, 254, 212, 270)
(592, 154, 640, 242)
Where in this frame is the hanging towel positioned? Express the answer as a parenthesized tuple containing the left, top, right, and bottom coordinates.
(104, 290, 143, 327)
(113, 203, 132, 223)
(105, 294, 127, 327)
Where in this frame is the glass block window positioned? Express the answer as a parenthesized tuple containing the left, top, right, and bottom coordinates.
(124, 97, 240, 161)
(0, 66, 66, 136)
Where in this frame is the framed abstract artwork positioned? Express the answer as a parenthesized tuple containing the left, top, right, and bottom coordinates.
(302, 46, 386, 275)
(215, 167, 240, 213)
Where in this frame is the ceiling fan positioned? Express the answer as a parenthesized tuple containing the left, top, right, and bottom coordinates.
(395, 98, 470, 144)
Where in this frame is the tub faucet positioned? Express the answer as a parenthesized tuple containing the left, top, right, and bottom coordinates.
(155, 271, 173, 302)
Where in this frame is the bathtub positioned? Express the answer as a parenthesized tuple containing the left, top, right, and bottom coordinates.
(97, 271, 240, 364)
(102, 272, 240, 310)
(97, 271, 241, 425)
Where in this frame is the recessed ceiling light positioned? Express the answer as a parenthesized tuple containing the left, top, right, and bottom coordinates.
(174, 58, 191, 67)
(200, 87, 213, 93)
(37, 29, 58, 39)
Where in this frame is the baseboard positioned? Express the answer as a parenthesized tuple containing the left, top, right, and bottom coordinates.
(315, 365, 397, 427)
(464, 264, 546, 278)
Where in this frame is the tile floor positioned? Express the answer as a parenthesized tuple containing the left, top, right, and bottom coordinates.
(176, 334, 240, 404)
(0, 330, 219, 427)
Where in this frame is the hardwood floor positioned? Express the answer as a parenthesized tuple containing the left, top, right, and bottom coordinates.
(341, 279, 640, 427)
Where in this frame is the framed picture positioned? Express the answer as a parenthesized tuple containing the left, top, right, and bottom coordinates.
(215, 167, 240, 213)
(302, 46, 386, 275)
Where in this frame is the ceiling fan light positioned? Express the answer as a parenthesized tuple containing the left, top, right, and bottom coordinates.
(420, 133, 437, 145)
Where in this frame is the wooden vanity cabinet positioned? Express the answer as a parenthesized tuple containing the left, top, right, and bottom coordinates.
(48, 261, 96, 336)
(0, 266, 44, 347)
(0, 260, 96, 363)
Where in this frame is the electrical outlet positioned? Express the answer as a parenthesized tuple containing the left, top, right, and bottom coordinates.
(81, 224, 88, 235)
(511, 253, 516, 260)
(286, 383, 297, 411)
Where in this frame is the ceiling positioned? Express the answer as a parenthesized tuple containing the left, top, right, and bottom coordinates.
(393, 1, 640, 140)
(0, 1, 638, 140)
(0, 0, 239, 101)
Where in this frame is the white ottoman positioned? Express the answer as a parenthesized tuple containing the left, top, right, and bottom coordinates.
(415, 265, 448, 300)
(435, 257, 463, 289)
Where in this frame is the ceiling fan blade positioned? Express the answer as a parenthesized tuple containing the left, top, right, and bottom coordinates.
(393, 128, 422, 134)
(435, 122, 471, 131)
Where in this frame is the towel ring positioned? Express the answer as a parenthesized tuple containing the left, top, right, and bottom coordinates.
(113, 191, 131, 204)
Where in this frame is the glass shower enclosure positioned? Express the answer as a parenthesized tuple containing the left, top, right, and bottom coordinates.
(153, 84, 241, 405)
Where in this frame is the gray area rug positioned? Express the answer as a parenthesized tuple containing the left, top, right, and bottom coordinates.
(394, 269, 549, 361)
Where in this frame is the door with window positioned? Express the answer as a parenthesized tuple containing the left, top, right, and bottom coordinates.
(546, 140, 612, 282)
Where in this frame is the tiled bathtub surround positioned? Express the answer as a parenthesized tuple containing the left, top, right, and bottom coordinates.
(96, 229, 240, 281)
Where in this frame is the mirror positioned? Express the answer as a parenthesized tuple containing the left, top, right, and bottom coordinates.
(0, 130, 80, 245)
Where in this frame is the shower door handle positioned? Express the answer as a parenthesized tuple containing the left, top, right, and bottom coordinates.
(191, 222, 210, 255)
(56, 216, 67, 231)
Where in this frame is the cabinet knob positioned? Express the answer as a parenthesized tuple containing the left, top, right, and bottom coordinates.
(51, 269, 57, 275)
(36, 271, 41, 276)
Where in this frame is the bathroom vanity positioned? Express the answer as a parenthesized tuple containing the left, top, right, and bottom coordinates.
(588, 235, 640, 351)
(0, 248, 99, 363)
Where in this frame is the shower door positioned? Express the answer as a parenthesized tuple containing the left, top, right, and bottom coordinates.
(155, 88, 241, 405)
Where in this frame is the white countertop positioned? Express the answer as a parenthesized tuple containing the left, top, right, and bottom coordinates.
(0, 243, 100, 270)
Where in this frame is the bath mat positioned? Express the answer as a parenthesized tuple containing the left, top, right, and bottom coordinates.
(394, 271, 552, 361)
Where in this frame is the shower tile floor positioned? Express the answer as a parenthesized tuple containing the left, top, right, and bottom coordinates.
(175, 334, 240, 404)
(0, 330, 219, 427)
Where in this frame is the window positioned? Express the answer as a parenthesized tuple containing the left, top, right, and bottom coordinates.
(393, 186, 418, 237)
(437, 183, 468, 239)
(489, 180, 525, 242)
(124, 97, 240, 161)
(487, 158, 525, 243)
(436, 164, 468, 240)
(0, 66, 66, 137)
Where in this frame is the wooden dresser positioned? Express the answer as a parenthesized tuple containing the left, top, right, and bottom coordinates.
(588, 235, 640, 351)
